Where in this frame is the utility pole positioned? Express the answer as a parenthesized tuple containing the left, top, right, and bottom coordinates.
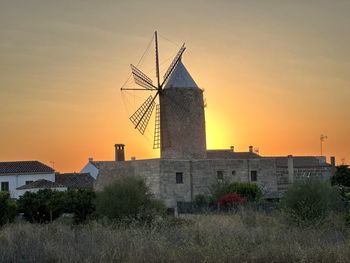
(320, 134, 327, 156)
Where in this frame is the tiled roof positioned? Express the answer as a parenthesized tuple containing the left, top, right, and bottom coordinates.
(0, 161, 55, 175)
(16, 179, 65, 190)
(90, 161, 119, 169)
(272, 156, 330, 168)
(207, 150, 260, 159)
(55, 173, 95, 189)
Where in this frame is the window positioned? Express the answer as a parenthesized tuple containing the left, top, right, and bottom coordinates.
(1, 182, 9, 192)
(250, 171, 257, 182)
(25, 181, 33, 185)
(217, 171, 224, 180)
(176, 172, 183, 184)
(232, 170, 236, 176)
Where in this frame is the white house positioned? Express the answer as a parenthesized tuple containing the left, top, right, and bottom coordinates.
(0, 161, 56, 199)
(16, 179, 67, 197)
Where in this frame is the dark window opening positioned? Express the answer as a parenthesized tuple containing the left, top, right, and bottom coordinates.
(232, 170, 236, 176)
(176, 172, 183, 184)
(217, 171, 224, 180)
(1, 182, 9, 192)
(251, 171, 258, 182)
(25, 181, 33, 185)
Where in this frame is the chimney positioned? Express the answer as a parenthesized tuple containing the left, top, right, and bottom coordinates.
(114, 144, 125, 162)
(249, 146, 253, 153)
(131, 156, 136, 161)
(288, 155, 294, 184)
(230, 146, 234, 152)
(88, 157, 93, 162)
(330, 156, 336, 177)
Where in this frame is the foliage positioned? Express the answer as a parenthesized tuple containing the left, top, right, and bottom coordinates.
(0, 192, 17, 226)
(17, 189, 66, 223)
(211, 180, 262, 202)
(281, 177, 342, 226)
(96, 176, 166, 223)
(331, 165, 350, 187)
(1, 213, 350, 262)
(217, 192, 246, 209)
(64, 189, 96, 224)
(193, 194, 211, 207)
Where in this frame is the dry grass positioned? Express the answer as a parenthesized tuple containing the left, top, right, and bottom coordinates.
(1, 211, 350, 263)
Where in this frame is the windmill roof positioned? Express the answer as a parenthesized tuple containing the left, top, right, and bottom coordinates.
(164, 60, 198, 89)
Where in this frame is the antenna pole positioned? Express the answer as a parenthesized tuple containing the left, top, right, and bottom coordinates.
(155, 31, 161, 90)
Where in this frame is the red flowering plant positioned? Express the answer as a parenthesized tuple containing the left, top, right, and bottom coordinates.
(217, 192, 246, 210)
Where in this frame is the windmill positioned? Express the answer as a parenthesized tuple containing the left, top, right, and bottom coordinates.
(121, 31, 207, 159)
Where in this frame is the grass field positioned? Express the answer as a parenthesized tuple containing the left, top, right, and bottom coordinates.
(1, 211, 350, 263)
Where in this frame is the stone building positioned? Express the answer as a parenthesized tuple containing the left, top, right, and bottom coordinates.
(82, 60, 334, 208)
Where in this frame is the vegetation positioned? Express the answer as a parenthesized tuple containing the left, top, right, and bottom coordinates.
(17, 189, 96, 224)
(64, 189, 96, 224)
(0, 192, 16, 226)
(281, 177, 342, 226)
(96, 176, 166, 223)
(17, 189, 66, 223)
(210, 180, 262, 202)
(331, 165, 350, 187)
(1, 213, 350, 262)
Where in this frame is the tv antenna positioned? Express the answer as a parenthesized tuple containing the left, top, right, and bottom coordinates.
(320, 134, 327, 156)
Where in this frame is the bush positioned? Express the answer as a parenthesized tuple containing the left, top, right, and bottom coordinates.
(211, 180, 262, 202)
(331, 165, 350, 187)
(17, 189, 66, 223)
(281, 177, 342, 226)
(96, 176, 166, 223)
(217, 193, 246, 210)
(0, 192, 16, 226)
(64, 189, 96, 224)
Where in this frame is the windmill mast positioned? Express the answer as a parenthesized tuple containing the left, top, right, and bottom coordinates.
(155, 31, 161, 89)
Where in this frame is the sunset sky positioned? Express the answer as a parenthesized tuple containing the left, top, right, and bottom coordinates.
(1, 0, 349, 172)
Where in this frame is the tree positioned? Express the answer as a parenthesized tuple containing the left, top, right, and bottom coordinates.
(17, 189, 65, 223)
(0, 192, 17, 226)
(64, 189, 96, 224)
(96, 176, 166, 223)
(281, 177, 341, 226)
(331, 165, 350, 187)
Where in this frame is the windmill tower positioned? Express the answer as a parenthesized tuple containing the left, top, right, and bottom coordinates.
(121, 32, 206, 159)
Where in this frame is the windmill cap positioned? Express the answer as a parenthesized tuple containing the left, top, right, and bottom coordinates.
(164, 60, 199, 89)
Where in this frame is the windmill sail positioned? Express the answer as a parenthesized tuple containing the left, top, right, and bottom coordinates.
(130, 95, 157, 134)
(130, 64, 156, 90)
(162, 44, 186, 85)
(153, 104, 160, 149)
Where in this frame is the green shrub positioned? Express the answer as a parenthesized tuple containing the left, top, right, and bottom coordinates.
(17, 189, 65, 223)
(0, 192, 16, 225)
(331, 165, 350, 187)
(64, 189, 96, 224)
(193, 194, 211, 207)
(211, 180, 262, 202)
(96, 176, 166, 223)
(281, 177, 342, 226)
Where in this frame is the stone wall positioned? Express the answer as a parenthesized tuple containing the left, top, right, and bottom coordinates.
(160, 87, 206, 159)
(94, 157, 332, 208)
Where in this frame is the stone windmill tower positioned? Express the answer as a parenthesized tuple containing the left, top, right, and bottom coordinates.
(121, 32, 206, 159)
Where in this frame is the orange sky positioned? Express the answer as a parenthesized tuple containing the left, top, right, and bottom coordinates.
(0, 1, 349, 172)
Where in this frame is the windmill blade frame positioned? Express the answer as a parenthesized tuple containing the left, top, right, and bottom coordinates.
(161, 44, 186, 86)
(129, 94, 158, 135)
(130, 64, 158, 90)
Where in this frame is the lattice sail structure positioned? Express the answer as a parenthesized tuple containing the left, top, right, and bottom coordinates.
(121, 31, 187, 150)
(153, 104, 161, 149)
(129, 96, 156, 135)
